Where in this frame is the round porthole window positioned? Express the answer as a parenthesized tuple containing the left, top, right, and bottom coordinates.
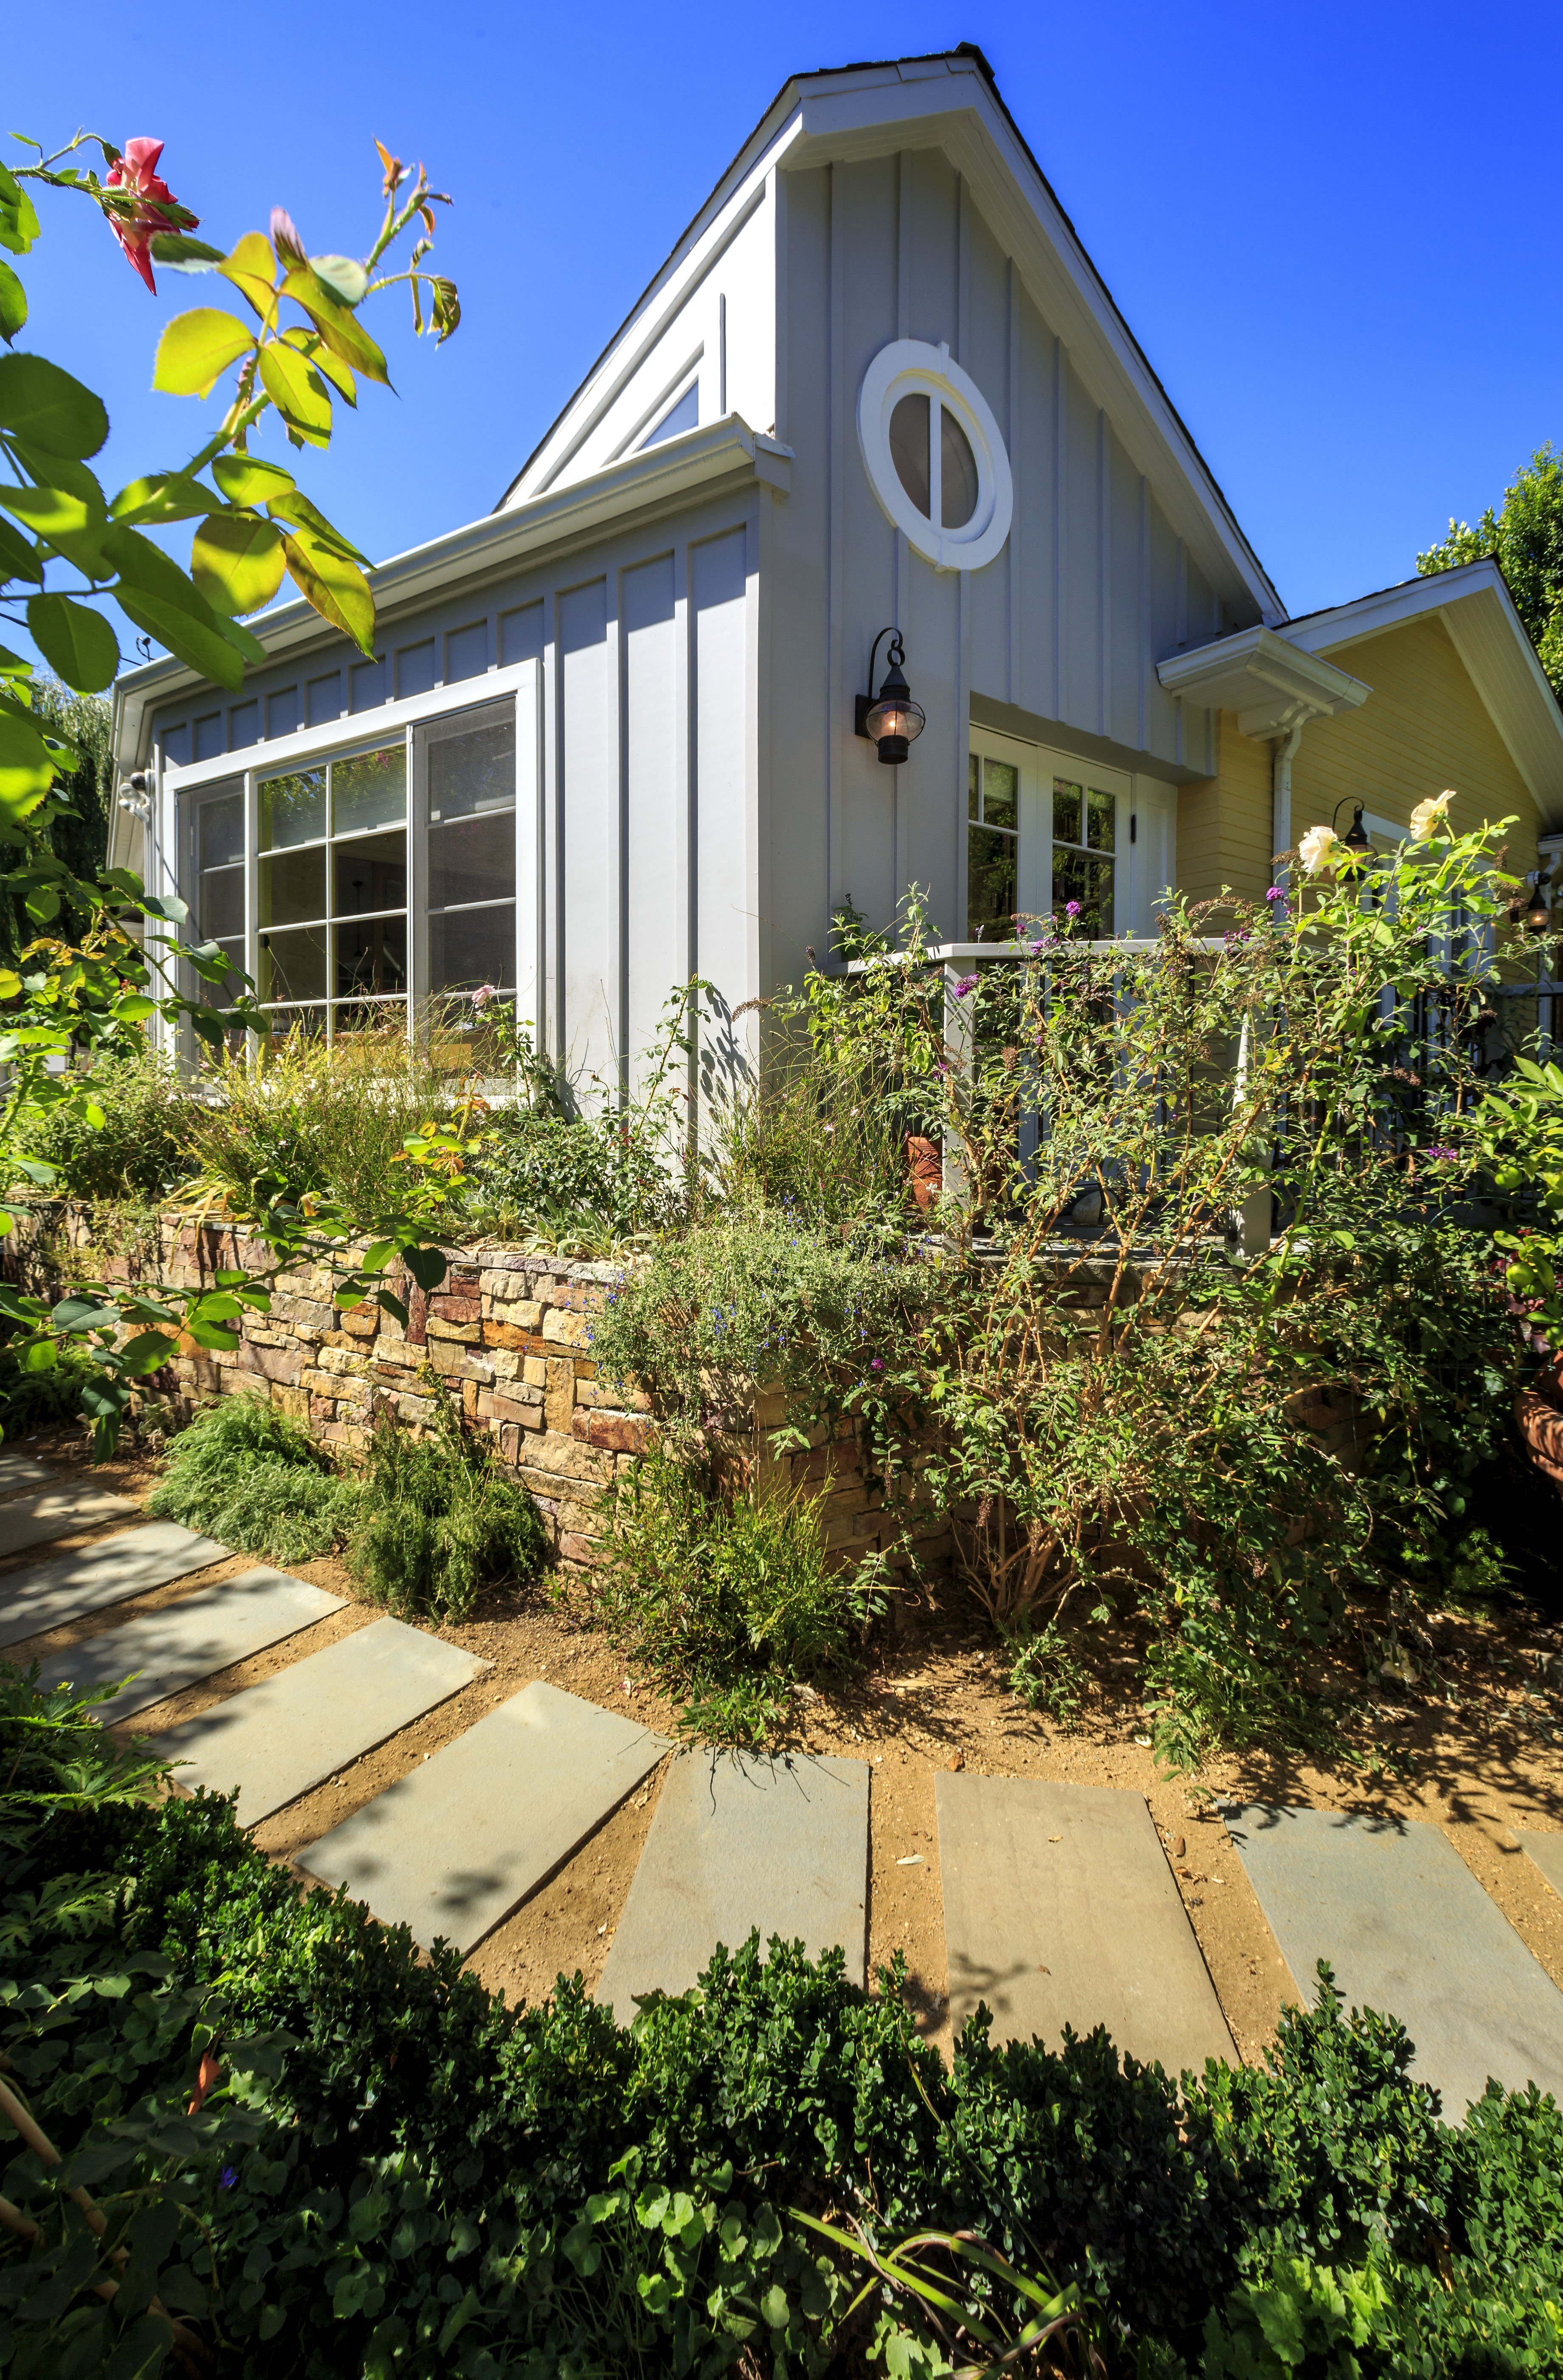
(857, 339, 1013, 572)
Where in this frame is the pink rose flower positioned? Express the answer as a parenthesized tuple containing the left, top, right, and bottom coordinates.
(105, 138, 193, 295)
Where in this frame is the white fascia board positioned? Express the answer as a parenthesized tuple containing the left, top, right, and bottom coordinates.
(1277, 559, 1563, 823)
(777, 60, 1282, 624)
(110, 415, 790, 781)
(1156, 624, 1370, 736)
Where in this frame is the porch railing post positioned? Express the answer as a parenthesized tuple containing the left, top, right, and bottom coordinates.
(1234, 1008, 1272, 1259)
(942, 956, 973, 1211)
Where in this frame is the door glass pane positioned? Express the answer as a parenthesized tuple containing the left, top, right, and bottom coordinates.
(430, 904, 516, 994)
(259, 846, 325, 928)
(198, 790, 244, 869)
(333, 996, 407, 1042)
(428, 811, 515, 908)
(205, 940, 248, 1004)
(261, 1007, 327, 1048)
(428, 715, 515, 820)
(968, 827, 1017, 939)
(1087, 789, 1116, 852)
(199, 870, 245, 943)
(258, 924, 327, 1005)
(981, 758, 1017, 830)
(1053, 780, 1083, 845)
(333, 829, 406, 916)
(334, 915, 408, 1002)
(968, 752, 979, 820)
(333, 744, 406, 836)
(1052, 848, 1114, 935)
(890, 392, 930, 516)
(941, 407, 979, 529)
(259, 767, 326, 850)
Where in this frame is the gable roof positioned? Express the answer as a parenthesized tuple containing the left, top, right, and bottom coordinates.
(1276, 558, 1563, 823)
(499, 46, 1283, 624)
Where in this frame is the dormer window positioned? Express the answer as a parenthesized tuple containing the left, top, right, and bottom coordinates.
(859, 340, 1012, 572)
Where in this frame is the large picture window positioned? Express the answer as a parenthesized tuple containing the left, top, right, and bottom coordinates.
(256, 742, 407, 1038)
(176, 692, 520, 1053)
(967, 753, 1018, 938)
(966, 731, 1127, 942)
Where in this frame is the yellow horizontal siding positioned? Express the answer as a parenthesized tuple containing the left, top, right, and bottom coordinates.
(1291, 616, 1544, 852)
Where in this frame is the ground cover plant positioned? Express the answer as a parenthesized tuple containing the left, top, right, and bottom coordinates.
(2, 1666, 1560, 2377)
(146, 1391, 361, 1565)
(350, 1393, 550, 1625)
(595, 1444, 883, 1744)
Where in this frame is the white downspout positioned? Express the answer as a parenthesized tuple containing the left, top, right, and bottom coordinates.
(1270, 717, 1305, 887)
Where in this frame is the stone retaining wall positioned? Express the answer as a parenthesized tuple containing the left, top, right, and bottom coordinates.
(17, 1210, 947, 1576)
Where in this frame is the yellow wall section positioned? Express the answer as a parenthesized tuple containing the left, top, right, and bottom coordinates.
(1290, 615, 1543, 850)
(1174, 616, 1549, 906)
(1175, 711, 1274, 906)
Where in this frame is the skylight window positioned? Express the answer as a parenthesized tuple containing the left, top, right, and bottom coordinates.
(641, 381, 699, 450)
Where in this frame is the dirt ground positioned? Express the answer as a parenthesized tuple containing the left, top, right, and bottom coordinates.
(6, 1421, 1561, 2070)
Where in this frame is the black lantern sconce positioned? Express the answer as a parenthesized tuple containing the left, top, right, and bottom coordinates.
(1524, 867, 1554, 934)
(1331, 797, 1371, 854)
(855, 628, 926, 765)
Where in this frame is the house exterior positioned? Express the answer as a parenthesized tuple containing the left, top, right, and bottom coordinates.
(109, 45, 1563, 1096)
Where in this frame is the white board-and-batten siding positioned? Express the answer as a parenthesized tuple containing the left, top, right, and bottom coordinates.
(146, 496, 761, 1104)
(764, 147, 1243, 974)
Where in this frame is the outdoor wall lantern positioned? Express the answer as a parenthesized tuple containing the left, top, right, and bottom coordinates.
(855, 629, 926, 766)
(1331, 798, 1372, 854)
(1524, 869, 1553, 934)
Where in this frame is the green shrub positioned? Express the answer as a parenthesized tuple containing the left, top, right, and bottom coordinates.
(4, 1666, 1561, 2380)
(184, 1024, 456, 1221)
(349, 1398, 548, 1624)
(13, 1045, 197, 1204)
(148, 1394, 360, 1565)
(596, 1446, 879, 1744)
(468, 1108, 679, 1247)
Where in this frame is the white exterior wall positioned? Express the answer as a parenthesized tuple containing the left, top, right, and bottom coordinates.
(761, 144, 1251, 984)
(146, 491, 763, 1105)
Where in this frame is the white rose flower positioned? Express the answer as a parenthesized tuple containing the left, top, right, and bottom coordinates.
(1298, 824, 1338, 877)
(1408, 789, 1455, 840)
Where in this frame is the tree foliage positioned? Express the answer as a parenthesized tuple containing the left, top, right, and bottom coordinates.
(1417, 443, 1563, 694)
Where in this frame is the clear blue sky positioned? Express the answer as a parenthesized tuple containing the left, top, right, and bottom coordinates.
(9, 0, 1560, 649)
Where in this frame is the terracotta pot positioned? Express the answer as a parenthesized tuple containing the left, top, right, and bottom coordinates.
(1515, 1354, 1563, 1499)
(907, 1135, 942, 1210)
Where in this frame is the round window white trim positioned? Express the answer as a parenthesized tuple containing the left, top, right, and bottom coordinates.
(857, 339, 1013, 572)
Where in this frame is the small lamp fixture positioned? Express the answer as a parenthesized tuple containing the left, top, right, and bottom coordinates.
(1524, 869, 1553, 934)
(1332, 797, 1371, 854)
(855, 628, 926, 765)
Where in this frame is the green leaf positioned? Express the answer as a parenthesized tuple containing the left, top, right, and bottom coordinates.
(0, 703, 58, 819)
(26, 594, 118, 692)
(280, 527, 375, 656)
(402, 1244, 448, 1294)
(118, 1329, 177, 1375)
(148, 231, 228, 271)
(220, 231, 279, 324)
(211, 453, 295, 508)
(0, 351, 108, 457)
(153, 309, 256, 399)
(0, 478, 108, 577)
(0, 259, 24, 343)
(287, 327, 355, 406)
(0, 510, 39, 584)
(110, 472, 223, 526)
(265, 485, 369, 565)
(104, 525, 247, 693)
(311, 253, 370, 306)
(192, 513, 285, 617)
(0, 161, 41, 257)
(282, 267, 390, 385)
(257, 341, 332, 446)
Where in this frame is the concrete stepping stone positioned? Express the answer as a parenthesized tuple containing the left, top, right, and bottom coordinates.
(1520, 1830, 1563, 1902)
(153, 1616, 490, 1828)
(35, 1568, 346, 1723)
(597, 1748, 869, 2020)
(936, 1775, 1235, 2072)
(1226, 1803, 1563, 2112)
(0, 1481, 138, 1560)
(296, 1680, 670, 1953)
(0, 1451, 55, 1498)
(0, 1521, 228, 1652)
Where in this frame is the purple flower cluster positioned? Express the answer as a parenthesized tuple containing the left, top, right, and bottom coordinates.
(954, 975, 980, 998)
(1065, 900, 1082, 918)
(1425, 1145, 1460, 1162)
(1264, 886, 1286, 903)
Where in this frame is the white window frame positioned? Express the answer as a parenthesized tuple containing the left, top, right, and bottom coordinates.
(967, 726, 1129, 936)
(161, 671, 532, 1052)
(858, 338, 1013, 572)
